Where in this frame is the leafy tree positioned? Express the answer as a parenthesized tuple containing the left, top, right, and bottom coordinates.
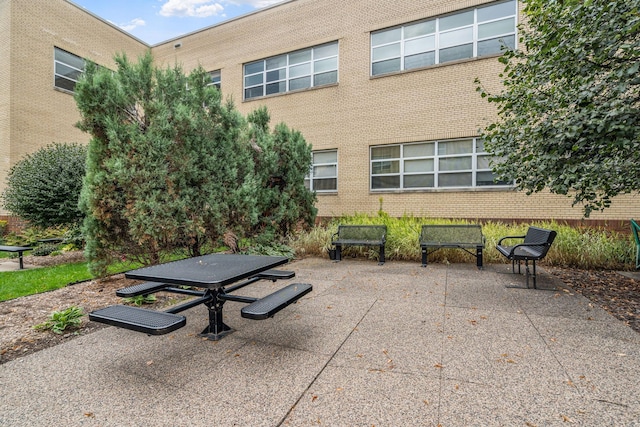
(476, 0, 640, 217)
(75, 52, 315, 275)
(2, 143, 87, 227)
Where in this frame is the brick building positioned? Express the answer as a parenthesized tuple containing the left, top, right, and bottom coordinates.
(1, 0, 638, 227)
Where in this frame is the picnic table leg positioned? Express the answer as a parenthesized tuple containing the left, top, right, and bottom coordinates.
(18, 251, 24, 270)
(199, 289, 233, 340)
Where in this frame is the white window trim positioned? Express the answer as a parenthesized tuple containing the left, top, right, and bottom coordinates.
(371, 0, 517, 76)
(306, 149, 338, 193)
(370, 139, 509, 191)
(54, 47, 85, 94)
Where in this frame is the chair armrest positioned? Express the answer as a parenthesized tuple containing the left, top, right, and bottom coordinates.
(497, 234, 526, 246)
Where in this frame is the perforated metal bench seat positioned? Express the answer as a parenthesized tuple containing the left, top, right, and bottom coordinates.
(241, 283, 312, 320)
(253, 269, 295, 281)
(89, 305, 186, 335)
(116, 282, 169, 297)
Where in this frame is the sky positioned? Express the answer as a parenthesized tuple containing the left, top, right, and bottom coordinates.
(72, 0, 285, 45)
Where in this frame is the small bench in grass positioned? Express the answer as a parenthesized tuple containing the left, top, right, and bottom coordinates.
(419, 224, 485, 269)
(496, 226, 557, 289)
(331, 225, 387, 265)
(0, 245, 33, 270)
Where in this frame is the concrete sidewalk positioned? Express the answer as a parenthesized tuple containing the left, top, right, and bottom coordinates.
(1, 258, 639, 426)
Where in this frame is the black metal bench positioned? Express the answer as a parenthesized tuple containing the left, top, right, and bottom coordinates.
(0, 245, 33, 270)
(419, 224, 485, 268)
(90, 269, 305, 335)
(331, 225, 387, 265)
(496, 226, 557, 289)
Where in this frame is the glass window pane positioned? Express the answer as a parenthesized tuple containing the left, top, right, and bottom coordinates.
(476, 171, 504, 186)
(289, 76, 311, 91)
(405, 158, 434, 173)
(372, 28, 401, 46)
(372, 58, 401, 75)
(244, 73, 263, 87)
(405, 52, 435, 70)
(372, 175, 400, 189)
(476, 139, 486, 153)
(314, 42, 338, 59)
(266, 81, 286, 95)
(290, 63, 311, 78)
(440, 10, 473, 31)
(55, 76, 76, 92)
(405, 36, 435, 56)
(439, 172, 472, 187)
(245, 86, 263, 99)
(245, 61, 264, 75)
(373, 43, 400, 62)
(478, 35, 515, 56)
(314, 151, 337, 163)
(56, 63, 82, 80)
(439, 44, 473, 62)
(405, 20, 435, 38)
(289, 49, 311, 65)
(477, 0, 516, 22)
(477, 155, 491, 170)
(440, 27, 473, 49)
(405, 174, 434, 188)
(314, 57, 337, 73)
(372, 146, 400, 160)
(439, 157, 472, 171)
(55, 48, 84, 70)
(404, 143, 434, 157)
(372, 160, 400, 174)
(479, 18, 515, 39)
(314, 71, 337, 86)
(266, 69, 286, 82)
(266, 54, 286, 70)
(315, 178, 337, 191)
(313, 165, 336, 178)
(438, 140, 473, 155)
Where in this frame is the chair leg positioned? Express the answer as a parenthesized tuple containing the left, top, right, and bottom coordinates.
(532, 260, 537, 289)
(524, 260, 530, 288)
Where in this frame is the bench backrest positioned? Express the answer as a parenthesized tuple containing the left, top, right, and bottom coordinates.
(420, 224, 483, 245)
(522, 226, 557, 258)
(337, 225, 386, 242)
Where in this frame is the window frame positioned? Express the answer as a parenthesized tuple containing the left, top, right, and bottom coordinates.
(244, 41, 339, 100)
(370, 138, 510, 191)
(305, 149, 338, 193)
(370, 0, 517, 76)
(54, 47, 85, 94)
(207, 70, 221, 90)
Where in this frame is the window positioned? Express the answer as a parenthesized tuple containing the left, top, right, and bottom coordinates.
(244, 41, 338, 100)
(54, 47, 85, 93)
(371, 0, 516, 76)
(305, 150, 337, 192)
(207, 70, 221, 89)
(370, 139, 509, 190)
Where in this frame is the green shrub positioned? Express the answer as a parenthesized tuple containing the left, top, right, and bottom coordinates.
(2, 143, 87, 228)
(32, 244, 59, 257)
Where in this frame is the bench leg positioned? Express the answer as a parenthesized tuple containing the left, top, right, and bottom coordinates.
(421, 246, 427, 267)
(378, 245, 385, 265)
(476, 246, 483, 269)
(335, 244, 342, 262)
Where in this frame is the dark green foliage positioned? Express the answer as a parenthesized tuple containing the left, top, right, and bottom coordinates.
(74, 52, 315, 275)
(2, 143, 87, 227)
(477, 0, 640, 217)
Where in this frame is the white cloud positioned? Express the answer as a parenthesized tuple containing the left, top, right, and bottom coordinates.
(160, 0, 225, 17)
(119, 18, 146, 31)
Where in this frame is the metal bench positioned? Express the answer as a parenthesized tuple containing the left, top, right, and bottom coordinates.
(419, 224, 485, 268)
(496, 226, 557, 289)
(631, 219, 640, 270)
(0, 245, 33, 270)
(331, 225, 387, 265)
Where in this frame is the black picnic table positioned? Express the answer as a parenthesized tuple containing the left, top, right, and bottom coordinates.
(0, 245, 33, 270)
(90, 254, 311, 341)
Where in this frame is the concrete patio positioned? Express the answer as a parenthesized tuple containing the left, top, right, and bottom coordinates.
(1, 257, 639, 426)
